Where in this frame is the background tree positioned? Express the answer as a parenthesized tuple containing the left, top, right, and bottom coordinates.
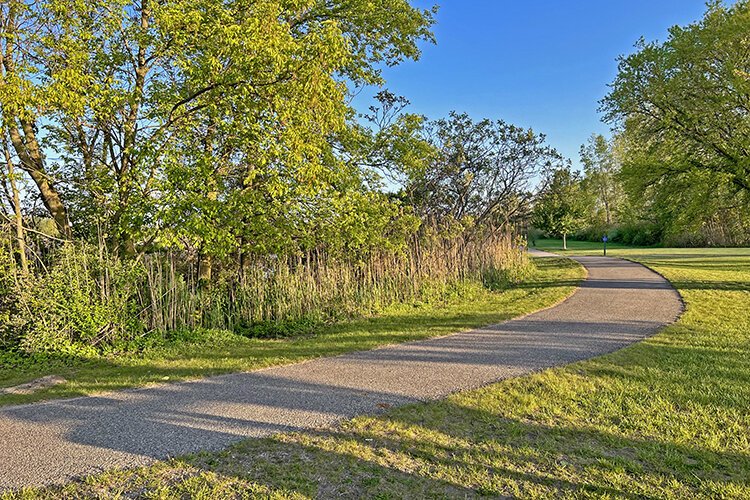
(579, 134, 624, 227)
(532, 167, 589, 250)
(404, 112, 563, 235)
(340, 90, 436, 189)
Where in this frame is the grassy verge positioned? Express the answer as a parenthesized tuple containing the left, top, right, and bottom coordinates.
(8, 245, 750, 499)
(0, 257, 583, 407)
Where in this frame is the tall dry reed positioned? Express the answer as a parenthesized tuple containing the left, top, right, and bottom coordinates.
(0, 230, 531, 352)
(141, 233, 531, 333)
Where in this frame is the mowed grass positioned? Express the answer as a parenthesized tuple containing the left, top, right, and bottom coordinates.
(6, 245, 750, 498)
(0, 257, 583, 407)
(534, 238, 640, 254)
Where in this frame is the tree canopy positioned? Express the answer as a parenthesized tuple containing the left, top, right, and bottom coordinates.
(403, 112, 563, 235)
(600, 0, 750, 243)
(0, 0, 437, 262)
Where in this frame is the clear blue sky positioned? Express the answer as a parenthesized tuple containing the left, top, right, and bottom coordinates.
(353, 0, 712, 169)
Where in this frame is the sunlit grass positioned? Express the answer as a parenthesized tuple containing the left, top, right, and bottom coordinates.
(7, 246, 750, 498)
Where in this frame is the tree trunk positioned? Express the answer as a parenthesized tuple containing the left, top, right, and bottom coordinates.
(604, 198, 612, 226)
(6, 123, 72, 240)
(111, 0, 150, 256)
(563, 232, 567, 250)
(2, 134, 28, 273)
(1, 9, 72, 240)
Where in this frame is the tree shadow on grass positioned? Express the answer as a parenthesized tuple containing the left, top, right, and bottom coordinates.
(666, 280, 750, 291)
(72, 395, 747, 499)
(579, 341, 750, 414)
(187, 433, 481, 499)
(19, 431, 481, 498)
(354, 400, 750, 497)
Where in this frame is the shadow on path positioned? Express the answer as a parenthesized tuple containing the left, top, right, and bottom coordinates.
(0, 256, 684, 490)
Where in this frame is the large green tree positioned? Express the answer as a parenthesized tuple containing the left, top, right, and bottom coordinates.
(1, 0, 437, 263)
(579, 134, 625, 227)
(602, 0, 750, 217)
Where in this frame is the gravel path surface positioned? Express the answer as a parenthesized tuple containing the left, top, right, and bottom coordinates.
(0, 257, 683, 489)
(528, 248, 560, 257)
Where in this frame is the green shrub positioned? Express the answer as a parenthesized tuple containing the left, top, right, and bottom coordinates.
(527, 227, 546, 246)
(612, 222, 662, 246)
(17, 244, 145, 355)
(235, 317, 323, 339)
(572, 225, 610, 243)
(573, 223, 663, 246)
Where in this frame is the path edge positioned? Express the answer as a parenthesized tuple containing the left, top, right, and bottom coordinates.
(0, 256, 587, 411)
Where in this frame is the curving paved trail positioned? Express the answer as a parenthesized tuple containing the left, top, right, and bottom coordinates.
(0, 256, 683, 489)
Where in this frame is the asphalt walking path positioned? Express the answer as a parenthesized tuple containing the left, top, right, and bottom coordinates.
(0, 255, 683, 489)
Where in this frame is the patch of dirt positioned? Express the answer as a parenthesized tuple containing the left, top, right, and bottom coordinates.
(0, 375, 67, 395)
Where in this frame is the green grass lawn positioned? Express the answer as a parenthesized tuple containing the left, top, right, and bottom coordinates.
(534, 237, 642, 254)
(0, 257, 582, 407)
(6, 245, 750, 499)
